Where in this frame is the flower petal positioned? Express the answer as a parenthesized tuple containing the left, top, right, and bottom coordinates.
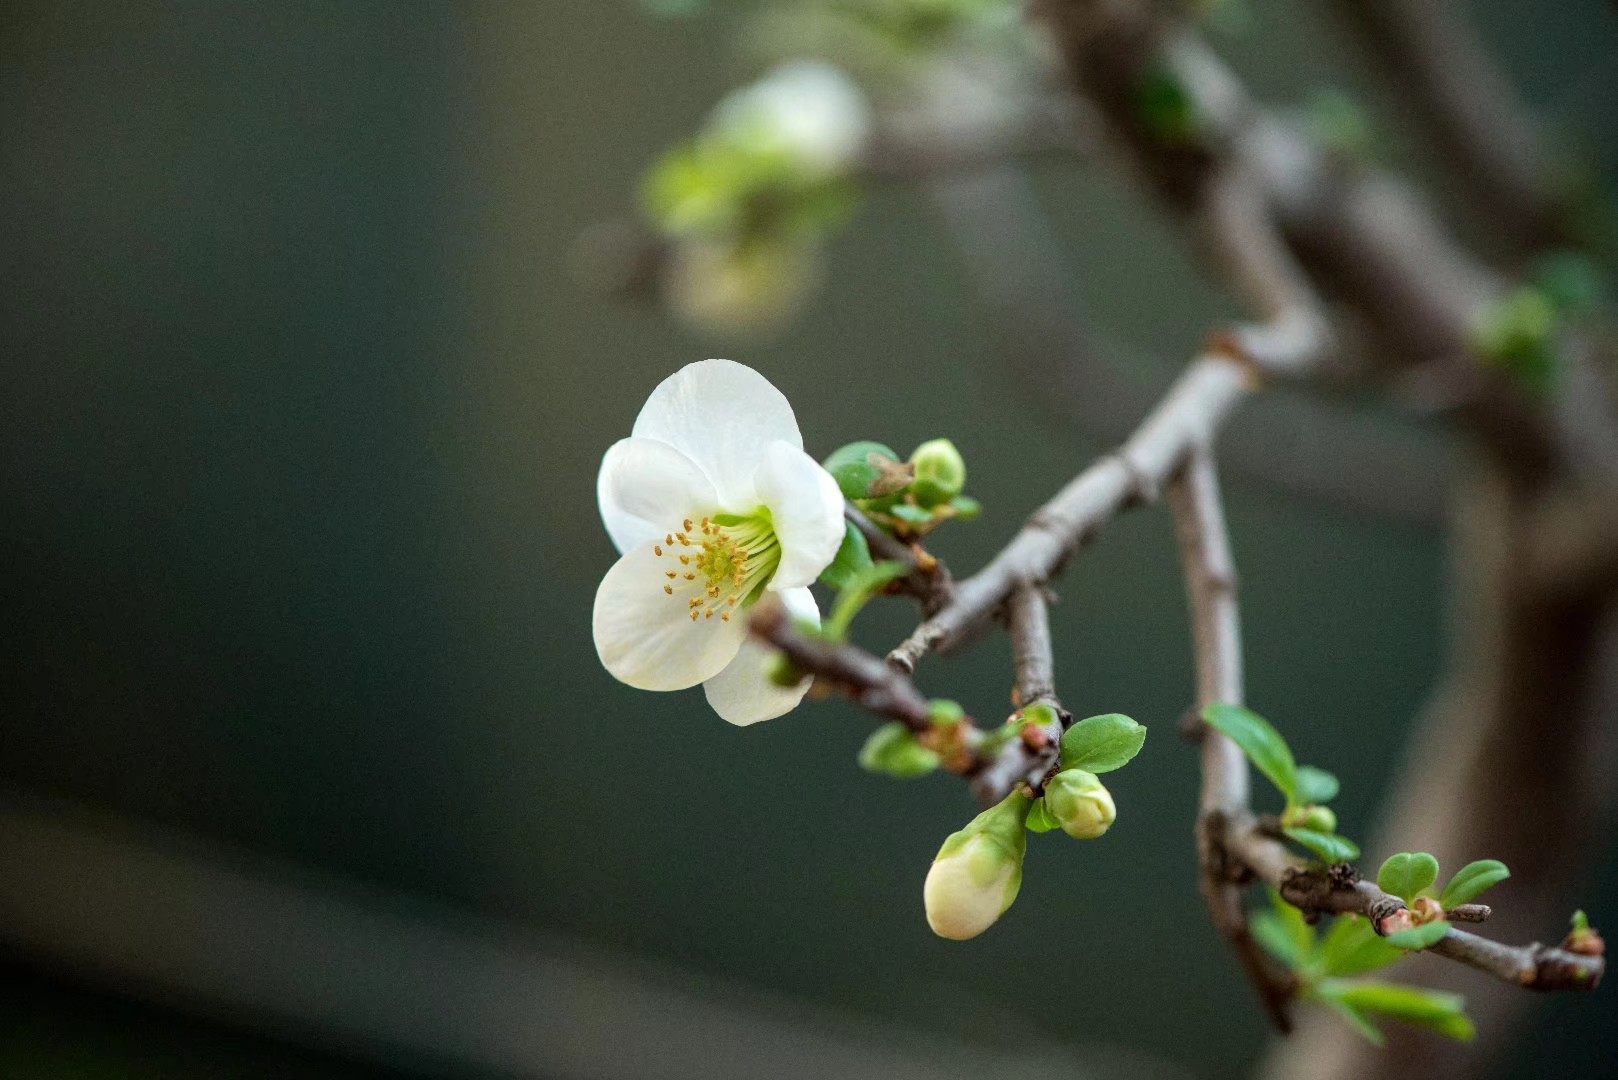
(753, 440, 844, 590)
(703, 587, 819, 725)
(597, 438, 719, 554)
(631, 359, 802, 509)
(594, 540, 746, 691)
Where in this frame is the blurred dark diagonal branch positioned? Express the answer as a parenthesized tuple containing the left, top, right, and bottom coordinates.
(1325, 0, 1571, 258)
(925, 163, 1451, 521)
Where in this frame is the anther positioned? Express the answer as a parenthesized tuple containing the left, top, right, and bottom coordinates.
(663, 585, 673, 595)
(665, 534, 674, 546)
(683, 518, 693, 531)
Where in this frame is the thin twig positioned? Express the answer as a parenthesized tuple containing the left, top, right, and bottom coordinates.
(1168, 447, 1296, 1031)
(1007, 583, 1056, 707)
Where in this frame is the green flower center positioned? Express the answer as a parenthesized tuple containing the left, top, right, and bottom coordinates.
(655, 510, 780, 623)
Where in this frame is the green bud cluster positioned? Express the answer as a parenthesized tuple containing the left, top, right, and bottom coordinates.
(925, 712, 1148, 940)
(820, 438, 980, 546)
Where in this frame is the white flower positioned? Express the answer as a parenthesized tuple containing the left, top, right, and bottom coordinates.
(711, 61, 871, 177)
(593, 359, 844, 725)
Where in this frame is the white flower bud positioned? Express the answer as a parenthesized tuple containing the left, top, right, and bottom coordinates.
(1044, 769, 1115, 840)
(908, 438, 966, 508)
(923, 792, 1029, 940)
(711, 61, 871, 177)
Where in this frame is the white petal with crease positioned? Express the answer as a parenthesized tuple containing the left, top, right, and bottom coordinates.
(703, 587, 820, 725)
(593, 540, 747, 691)
(597, 438, 718, 554)
(753, 440, 845, 590)
(631, 359, 801, 510)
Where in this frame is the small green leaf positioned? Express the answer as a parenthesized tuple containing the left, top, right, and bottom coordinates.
(1201, 703, 1298, 803)
(1025, 798, 1060, 833)
(1572, 909, 1590, 934)
(1284, 828, 1360, 864)
(1324, 981, 1475, 1042)
(1439, 859, 1509, 909)
(1293, 766, 1340, 806)
(1377, 852, 1440, 904)
(857, 723, 940, 778)
(1058, 713, 1147, 773)
(1386, 920, 1451, 951)
(822, 441, 902, 501)
(947, 495, 982, 520)
(889, 503, 934, 524)
(818, 520, 873, 591)
(1317, 917, 1404, 978)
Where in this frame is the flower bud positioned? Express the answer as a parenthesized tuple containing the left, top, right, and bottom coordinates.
(908, 439, 967, 508)
(924, 791, 1030, 940)
(859, 722, 940, 779)
(1043, 769, 1116, 840)
(1282, 804, 1337, 834)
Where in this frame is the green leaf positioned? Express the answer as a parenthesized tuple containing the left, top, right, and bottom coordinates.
(1572, 909, 1590, 934)
(1250, 890, 1314, 970)
(1377, 852, 1440, 904)
(1386, 920, 1451, 951)
(1293, 766, 1340, 806)
(825, 560, 909, 639)
(1324, 981, 1475, 1042)
(1439, 859, 1510, 909)
(1135, 67, 1200, 145)
(1317, 917, 1404, 978)
(947, 495, 982, 520)
(1314, 985, 1385, 1046)
(822, 441, 902, 501)
(888, 502, 934, 524)
(819, 521, 873, 591)
(857, 723, 939, 778)
(1284, 828, 1360, 864)
(1201, 704, 1298, 803)
(1025, 798, 1060, 834)
(1058, 713, 1147, 773)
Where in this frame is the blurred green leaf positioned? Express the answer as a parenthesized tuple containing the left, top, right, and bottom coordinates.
(1386, 921, 1450, 951)
(1250, 890, 1314, 970)
(1058, 713, 1147, 773)
(889, 503, 934, 524)
(1439, 859, 1510, 909)
(825, 560, 908, 639)
(1316, 989, 1385, 1046)
(1472, 285, 1559, 394)
(1317, 916, 1404, 978)
(1201, 703, 1297, 804)
(1284, 828, 1359, 864)
(1321, 981, 1475, 1042)
(947, 495, 982, 520)
(1293, 765, 1340, 806)
(1531, 251, 1604, 314)
(819, 520, 873, 591)
(857, 722, 939, 778)
(1135, 67, 1199, 144)
(1377, 852, 1440, 903)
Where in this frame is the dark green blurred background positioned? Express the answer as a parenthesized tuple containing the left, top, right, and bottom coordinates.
(2, 2, 1614, 1077)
